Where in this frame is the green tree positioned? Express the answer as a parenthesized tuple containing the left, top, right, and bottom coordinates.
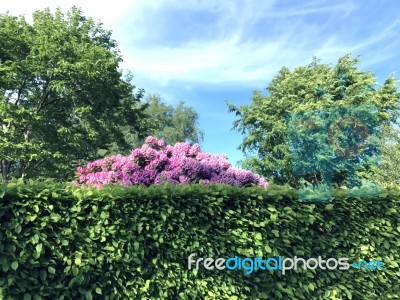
(370, 123, 400, 185)
(127, 94, 204, 147)
(228, 54, 400, 187)
(0, 7, 148, 182)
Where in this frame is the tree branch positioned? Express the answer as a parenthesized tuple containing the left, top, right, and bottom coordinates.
(15, 77, 28, 106)
(36, 97, 61, 113)
(23, 157, 48, 176)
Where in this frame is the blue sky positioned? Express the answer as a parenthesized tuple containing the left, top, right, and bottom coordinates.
(2, 0, 399, 166)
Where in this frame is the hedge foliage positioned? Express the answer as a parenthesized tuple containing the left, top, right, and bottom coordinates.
(0, 182, 399, 299)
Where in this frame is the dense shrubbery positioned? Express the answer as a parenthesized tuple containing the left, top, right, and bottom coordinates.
(75, 136, 268, 188)
(0, 182, 399, 299)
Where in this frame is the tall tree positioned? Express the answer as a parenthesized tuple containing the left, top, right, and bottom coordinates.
(0, 7, 148, 182)
(126, 94, 204, 148)
(370, 123, 400, 186)
(228, 55, 400, 187)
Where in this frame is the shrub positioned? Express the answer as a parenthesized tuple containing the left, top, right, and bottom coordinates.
(0, 182, 399, 299)
(75, 136, 268, 188)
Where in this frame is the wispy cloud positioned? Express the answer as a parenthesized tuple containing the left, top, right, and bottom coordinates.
(3, 0, 398, 90)
(115, 0, 398, 91)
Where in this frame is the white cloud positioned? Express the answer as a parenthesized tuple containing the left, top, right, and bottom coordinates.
(2, 0, 398, 90)
(114, 1, 385, 88)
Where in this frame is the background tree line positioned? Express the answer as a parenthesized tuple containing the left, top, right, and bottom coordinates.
(1, 7, 399, 188)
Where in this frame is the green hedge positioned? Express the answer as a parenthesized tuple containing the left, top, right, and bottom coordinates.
(0, 182, 399, 299)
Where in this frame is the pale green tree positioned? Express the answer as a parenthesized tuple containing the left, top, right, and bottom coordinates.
(126, 94, 204, 148)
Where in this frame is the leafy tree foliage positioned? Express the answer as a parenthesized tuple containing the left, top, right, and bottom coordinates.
(228, 54, 400, 187)
(370, 123, 400, 185)
(127, 94, 204, 148)
(0, 7, 148, 182)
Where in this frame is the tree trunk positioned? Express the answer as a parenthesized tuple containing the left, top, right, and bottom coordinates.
(1, 160, 11, 183)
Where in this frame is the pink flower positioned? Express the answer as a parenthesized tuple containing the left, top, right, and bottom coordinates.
(75, 136, 268, 189)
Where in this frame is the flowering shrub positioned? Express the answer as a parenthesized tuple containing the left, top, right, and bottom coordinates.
(75, 136, 268, 188)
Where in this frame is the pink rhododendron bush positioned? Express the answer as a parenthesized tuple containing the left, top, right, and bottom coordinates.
(75, 136, 268, 188)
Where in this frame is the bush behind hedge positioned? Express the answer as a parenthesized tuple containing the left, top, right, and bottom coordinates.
(0, 182, 399, 299)
(75, 136, 268, 188)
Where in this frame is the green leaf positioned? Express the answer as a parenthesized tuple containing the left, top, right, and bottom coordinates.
(40, 270, 47, 282)
(325, 204, 334, 210)
(345, 289, 352, 299)
(308, 283, 315, 291)
(134, 241, 139, 251)
(270, 214, 278, 221)
(36, 243, 43, 253)
(23, 294, 32, 300)
(15, 225, 22, 234)
(11, 261, 18, 271)
(324, 290, 331, 297)
(48, 266, 56, 274)
(0, 187, 5, 198)
(264, 245, 272, 253)
(308, 215, 316, 224)
(85, 291, 92, 300)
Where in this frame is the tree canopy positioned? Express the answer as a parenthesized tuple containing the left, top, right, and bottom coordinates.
(126, 94, 204, 148)
(228, 54, 400, 187)
(0, 7, 149, 181)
